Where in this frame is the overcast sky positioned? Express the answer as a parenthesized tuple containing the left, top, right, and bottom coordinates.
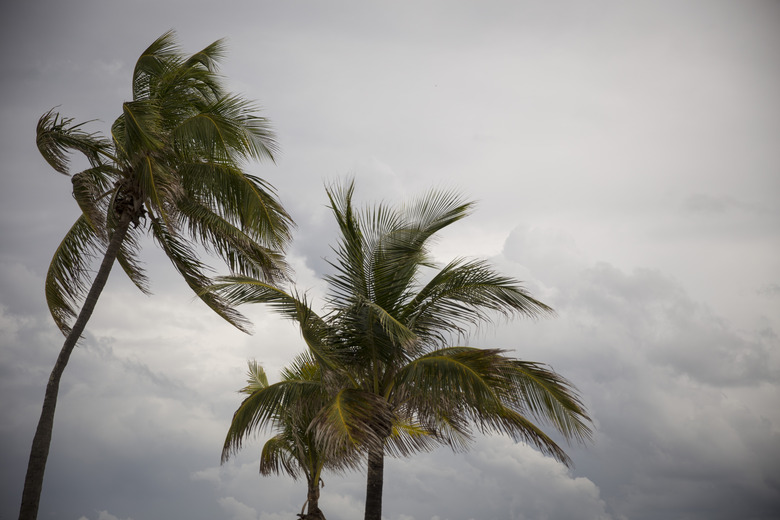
(1, 1, 779, 519)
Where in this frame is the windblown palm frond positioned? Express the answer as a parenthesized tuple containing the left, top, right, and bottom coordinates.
(36, 110, 113, 175)
(311, 388, 394, 455)
(149, 217, 251, 333)
(44, 215, 106, 334)
(259, 433, 303, 479)
(393, 347, 589, 466)
(223, 355, 327, 462)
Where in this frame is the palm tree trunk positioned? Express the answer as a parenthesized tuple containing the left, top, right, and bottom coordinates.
(364, 445, 385, 520)
(304, 476, 325, 520)
(19, 211, 133, 520)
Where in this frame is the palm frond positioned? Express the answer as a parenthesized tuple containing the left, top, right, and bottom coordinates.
(121, 99, 164, 153)
(259, 434, 303, 479)
(363, 204, 416, 311)
(392, 346, 590, 464)
(207, 276, 345, 375)
(222, 376, 325, 462)
(45, 215, 106, 334)
(134, 153, 179, 221)
(311, 388, 393, 456)
(109, 114, 129, 165)
(362, 299, 418, 349)
(36, 109, 112, 175)
(132, 30, 180, 100)
(369, 188, 472, 309)
(242, 359, 270, 394)
(381, 187, 473, 274)
(382, 418, 438, 458)
(280, 351, 321, 383)
(478, 405, 574, 467)
(324, 180, 370, 303)
(70, 169, 112, 242)
(207, 276, 316, 325)
(184, 38, 226, 73)
(394, 347, 506, 409)
(403, 187, 474, 235)
(503, 360, 593, 445)
(415, 408, 475, 453)
(175, 196, 290, 282)
(405, 258, 554, 344)
(150, 217, 249, 333)
(178, 164, 293, 250)
(113, 223, 151, 295)
(174, 95, 277, 163)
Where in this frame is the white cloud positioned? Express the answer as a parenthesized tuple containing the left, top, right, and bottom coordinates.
(77, 511, 134, 520)
(219, 496, 259, 520)
(191, 466, 222, 485)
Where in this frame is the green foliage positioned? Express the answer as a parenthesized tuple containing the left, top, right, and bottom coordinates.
(37, 30, 293, 334)
(217, 181, 591, 475)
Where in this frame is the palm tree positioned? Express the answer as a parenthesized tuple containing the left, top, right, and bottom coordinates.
(223, 357, 354, 520)
(20, 31, 293, 520)
(211, 181, 592, 520)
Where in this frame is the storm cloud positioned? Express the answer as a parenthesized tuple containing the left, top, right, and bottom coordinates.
(1, 1, 778, 519)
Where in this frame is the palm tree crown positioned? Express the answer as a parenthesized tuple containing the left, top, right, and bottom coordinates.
(213, 181, 592, 520)
(38, 30, 292, 334)
(224, 356, 354, 520)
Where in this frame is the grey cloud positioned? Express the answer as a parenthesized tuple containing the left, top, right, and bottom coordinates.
(758, 283, 780, 298)
(579, 263, 777, 387)
(683, 193, 769, 216)
(494, 227, 780, 520)
(2, 1, 779, 519)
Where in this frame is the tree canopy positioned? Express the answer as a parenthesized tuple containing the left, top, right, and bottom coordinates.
(213, 181, 592, 520)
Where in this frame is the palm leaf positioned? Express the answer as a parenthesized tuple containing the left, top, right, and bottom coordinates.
(503, 360, 593, 444)
(311, 388, 393, 456)
(184, 38, 226, 73)
(324, 181, 370, 303)
(113, 223, 151, 295)
(175, 95, 277, 162)
(242, 359, 270, 394)
(207, 276, 344, 375)
(121, 99, 164, 154)
(149, 217, 249, 333)
(392, 346, 590, 464)
(361, 299, 418, 349)
(45, 215, 106, 334)
(178, 164, 293, 250)
(259, 434, 303, 479)
(405, 258, 554, 344)
(478, 405, 574, 467)
(382, 418, 438, 458)
(36, 110, 112, 175)
(132, 30, 180, 100)
(222, 376, 325, 462)
(394, 347, 506, 410)
(70, 169, 112, 242)
(175, 196, 289, 282)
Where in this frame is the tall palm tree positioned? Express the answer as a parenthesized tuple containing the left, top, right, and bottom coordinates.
(223, 356, 355, 520)
(211, 181, 592, 520)
(20, 31, 293, 520)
